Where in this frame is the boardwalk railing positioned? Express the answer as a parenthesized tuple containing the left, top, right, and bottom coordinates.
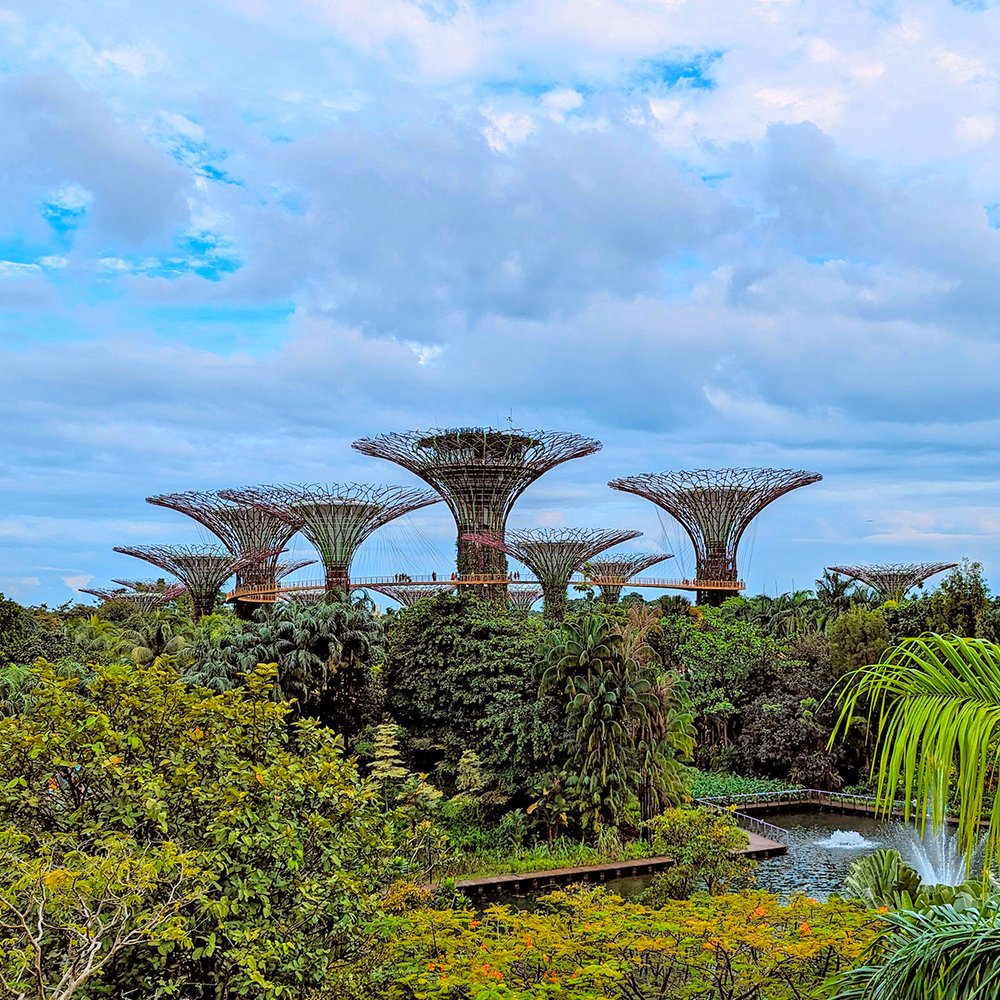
(696, 788, 910, 816)
(229, 573, 746, 602)
(695, 798, 789, 844)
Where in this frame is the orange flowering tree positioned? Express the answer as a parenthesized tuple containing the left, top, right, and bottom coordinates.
(335, 886, 878, 999)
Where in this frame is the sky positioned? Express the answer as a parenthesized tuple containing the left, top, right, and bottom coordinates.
(2, 0, 1000, 606)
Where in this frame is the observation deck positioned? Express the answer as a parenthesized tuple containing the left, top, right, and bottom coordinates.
(227, 573, 746, 603)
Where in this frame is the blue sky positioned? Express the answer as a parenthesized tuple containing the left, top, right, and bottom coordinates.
(2, 0, 1000, 604)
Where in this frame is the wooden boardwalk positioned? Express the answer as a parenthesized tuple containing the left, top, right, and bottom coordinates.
(442, 832, 786, 903)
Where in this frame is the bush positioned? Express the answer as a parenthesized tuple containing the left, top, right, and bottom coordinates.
(356, 886, 878, 999)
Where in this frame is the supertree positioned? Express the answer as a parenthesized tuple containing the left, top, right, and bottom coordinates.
(582, 552, 674, 604)
(826, 562, 958, 603)
(111, 579, 186, 596)
(80, 585, 185, 613)
(112, 544, 266, 620)
(609, 468, 822, 606)
(223, 484, 441, 600)
(352, 427, 602, 599)
(146, 490, 304, 617)
(508, 585, 544, 611)
(467, 527, 641, 621)
(366, 582, 456, 607)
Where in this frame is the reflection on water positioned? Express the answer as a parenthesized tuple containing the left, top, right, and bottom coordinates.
(755, 811, 886, 900)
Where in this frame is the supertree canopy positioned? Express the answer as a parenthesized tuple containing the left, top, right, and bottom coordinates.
(826, 562, 958, 603)
(507, 585, 544, 611)
(80, 584, 185, 613)
(467, 527, 641, 621)
(352, 428, 602, 595)
(366, 582, 455, 607)
(223, 484, 441, 599)
(112, 544, 264, 620)
(582, 552, 674, 604)
(609, 468, 822, 606)
(146, 490, 302, 610)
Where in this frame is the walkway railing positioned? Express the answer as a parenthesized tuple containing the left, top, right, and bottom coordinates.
(229, 573, 747, 602)
(695, 798, 790, 844)
(696, 788, 910, 815)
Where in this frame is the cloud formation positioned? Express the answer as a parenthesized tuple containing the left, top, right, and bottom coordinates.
(1, 0, 999, 603)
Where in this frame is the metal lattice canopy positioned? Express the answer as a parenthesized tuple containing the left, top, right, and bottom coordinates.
(146, 489, 302, 593)
(826, 562, 958, 603)
(366, 582, 456, 607)
(609, 467, 822, 605)
(582, 552, 674, 604)
(274, 559, 316, 582)
(110, 579, 186, 597)
(467, 527, 641, 620)
(352, 427, 602, 588)
(81, 587, 183, 612)
(112, 544, 267, 620)
(222, 483, 441, 597)
(508, 585, 544, 611)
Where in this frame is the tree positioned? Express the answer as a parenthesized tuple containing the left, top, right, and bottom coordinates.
(926, 559, 990, 636)
(204, 598, 383, 736)
(382, 592, 558, 796)
(0, 658, 395, 997)
(827, 605, 890, 677)
(541, 613, 693, 833)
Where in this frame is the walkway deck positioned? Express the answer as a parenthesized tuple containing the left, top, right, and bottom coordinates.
(442, 833, 786, 902)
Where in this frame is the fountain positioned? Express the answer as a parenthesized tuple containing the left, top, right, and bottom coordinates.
(884, 820, 986, 887)
(815, 830, 879, 850)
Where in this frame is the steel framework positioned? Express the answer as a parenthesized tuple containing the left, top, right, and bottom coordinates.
(582, 552, 674, 604)
(146, 490, 302, 609)
(507, 585, 544, 611)
(467, 527, 641, 620)
(223, 484, 441, 599)
(112, 544, 265, 620)
(826, 562, 958, 603)
(366, 582, 456, 607)
(352, 427, 602, 597)
(609, 468, 822, 605)
(80, 584, 185, 612)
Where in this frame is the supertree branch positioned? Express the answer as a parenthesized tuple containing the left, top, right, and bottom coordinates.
(110, 579, 187, 598)
(508, 585, 544, 611)
(145, 490, 302, 602)
(352, 427, 602, 593)
(366, 583, 456, 607)
(609, 467, 821, 606)
(274, 559, 316, 582)
(222, 483, 441, 599)
(827, 562, 958, 603)
(112, 544, 273, 620)
(582, 552, 674, 604)
(467, 527, 641, 621)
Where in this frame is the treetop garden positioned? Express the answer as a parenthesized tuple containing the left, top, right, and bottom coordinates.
(1, 424, 998, 998)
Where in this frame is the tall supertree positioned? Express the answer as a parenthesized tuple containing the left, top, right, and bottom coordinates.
(146, 490, 304, 617)
(582, 552, 674, 604)
(609, 468, 822, 606)
(223, 484, 441, 600)
(508, 585, 544, 611)
(826, 562, 958, 603)
(352, 427, 602, 599)
(113, 544, 264, 620)
(467, 527, 641, 621)
(366, 582, 455, 607)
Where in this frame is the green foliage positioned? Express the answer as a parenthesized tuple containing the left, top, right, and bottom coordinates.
(382, 592, 558, 794)
(833, 633, 1000, 873)
(689, 769, 796, 798)
(827, 605, 889, 678)
(355, 886, 878, 999)
(0, 658, 395, 998)
(638, 807, 754, 900)
(833, 902, 1000, 1000)
(0, 833, 202, 1000)
(204, 598, 383, 735)
(655, 603, 770, 763)
(926, 559, 990, 637)
(843, 849, 922, 910)
(541, 613, 694, 834)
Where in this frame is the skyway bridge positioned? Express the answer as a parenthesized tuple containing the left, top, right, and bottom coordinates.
(228, 574, 746, 603)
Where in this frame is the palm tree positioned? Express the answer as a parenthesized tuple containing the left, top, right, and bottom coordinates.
(832, 633, 1000, 867)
